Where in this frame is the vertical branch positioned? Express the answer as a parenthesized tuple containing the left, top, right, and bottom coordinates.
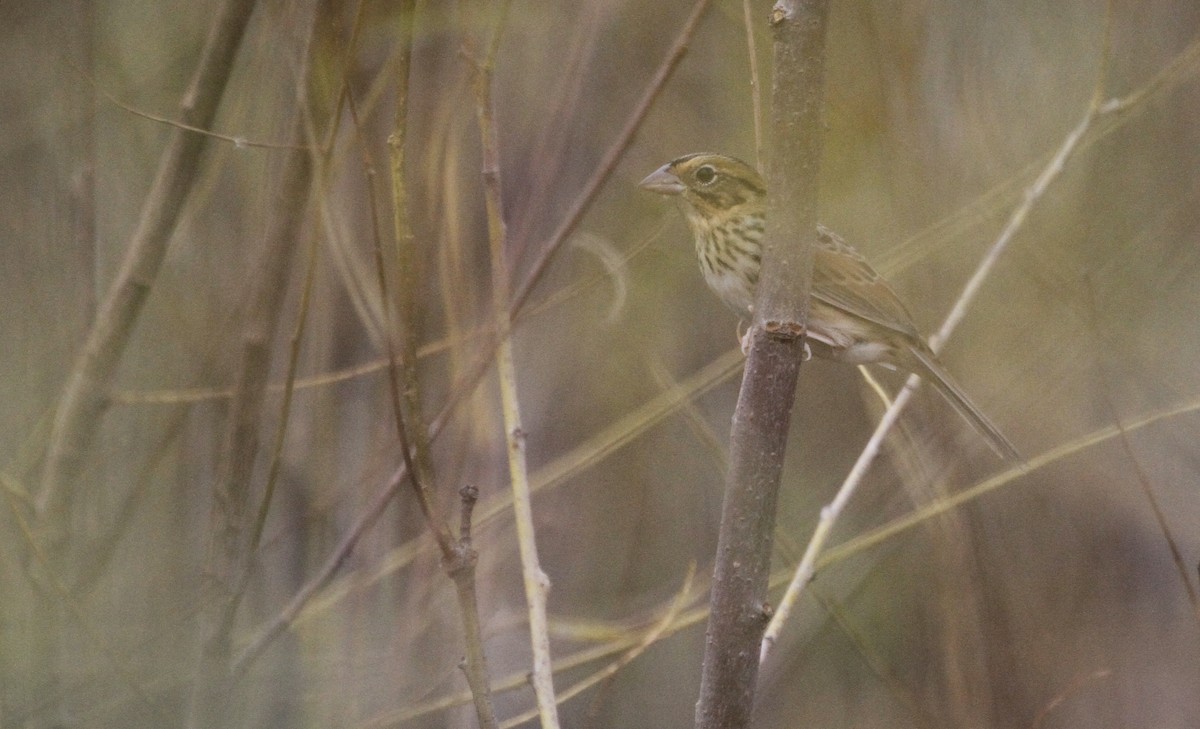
(694, 2, 830, 729)
(387, 0, 440, 503)
(342, 21, 454, 559)
(345, 37, 502, 729)
(470, 2, 561, 727)
(447, 485, 501, 729)
(756, 0, 829, 328)
(386, 3, 500, 727)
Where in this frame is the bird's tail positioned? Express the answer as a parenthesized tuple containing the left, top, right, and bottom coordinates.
(905, 345, 1022, 463)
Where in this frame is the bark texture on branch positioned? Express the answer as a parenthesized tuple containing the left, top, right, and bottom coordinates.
(694, 2, 831, 728)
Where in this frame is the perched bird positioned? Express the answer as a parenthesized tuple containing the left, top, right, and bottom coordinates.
(640, 152, 1019, 461)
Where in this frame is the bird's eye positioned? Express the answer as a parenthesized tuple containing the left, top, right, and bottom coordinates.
(695, 165, 717, 184)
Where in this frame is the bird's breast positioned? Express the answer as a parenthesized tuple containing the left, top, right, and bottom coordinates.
(691, 219, 760, 315)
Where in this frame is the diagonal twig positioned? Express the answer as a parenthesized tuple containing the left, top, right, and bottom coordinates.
(38, 0, 261, 535)
(760, 0, 1129, 663)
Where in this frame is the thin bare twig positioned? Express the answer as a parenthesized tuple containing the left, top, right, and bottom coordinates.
(1113, 424, 1200, 624)
(240, 8, 325, 557)
(448, 484, 501, 729)
(760, 373, 919, 663)
(232, 461, 408, 674)
(108, 331, 476, 405)
(387, 0, 443, 538)
(185, 335, 272, 729)
(384, 4, 500, 725)
(470, 0, 560, 725)
(249, 193, 318, 554)
(509, 0, 712, 315)
(348, 52, 455, 558)
(497, 566, 696, 729)
(741, 0, 764, 169)
(92, 82, 309, 151)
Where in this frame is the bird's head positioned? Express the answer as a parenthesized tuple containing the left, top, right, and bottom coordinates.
(639, 153, 766, 221)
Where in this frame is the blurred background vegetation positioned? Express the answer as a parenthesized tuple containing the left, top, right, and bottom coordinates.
(3, 0, 1199, 727)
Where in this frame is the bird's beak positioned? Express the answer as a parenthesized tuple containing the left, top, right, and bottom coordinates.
(639, 165, 685, 195)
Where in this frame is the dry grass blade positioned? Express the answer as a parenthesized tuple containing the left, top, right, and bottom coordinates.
(817, 394, 1200, 569)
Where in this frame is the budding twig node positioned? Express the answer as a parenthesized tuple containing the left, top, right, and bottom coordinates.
(763, 319, 805, 342)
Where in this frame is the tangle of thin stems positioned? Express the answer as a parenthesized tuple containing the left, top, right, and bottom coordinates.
(761, 1, 1127, 662)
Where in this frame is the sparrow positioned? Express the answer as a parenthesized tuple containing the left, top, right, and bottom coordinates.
(641, 152, 1019, 461)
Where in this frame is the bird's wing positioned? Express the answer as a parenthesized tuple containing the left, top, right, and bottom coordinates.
(810, 226, 923, 341)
